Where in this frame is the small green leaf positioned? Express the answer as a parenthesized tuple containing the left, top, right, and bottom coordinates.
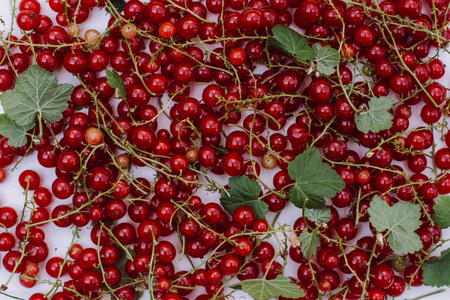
(354, 97, 395, 134)
(368, 196, 422, 254)
(115, 247, 136, 284)
(105, 69, 126, 99)
(106, 0, 126, 14)
(0, 65, 74, 126)
(312, 43, 340, 75)
(298, 228, 320, 258)
(423, 248, 450, 287)
(0, 115, 35, 147)
(136, 290, 143, 300)
(304, 208, 331, 226)
(230, 275, 305, 300)
(432, 195, 450, 229)
(268, 25, 315, 62)
(288, 148, 345, 209)
(220, 176, 268, 219)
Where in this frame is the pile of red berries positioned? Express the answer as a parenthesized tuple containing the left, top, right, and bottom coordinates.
(0, 0, 449, 299)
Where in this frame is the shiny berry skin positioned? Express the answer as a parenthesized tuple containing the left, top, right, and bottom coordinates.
(385, 276, 406, 297)
(232, 205, 255, 228)
(0, 206, 17, 228)
(220, 253, 241, 275)
(46, 257, 68, 278)
(177, 16, 201, 40)
(335, 217, 358, 241)
(154, 178, 177, 201)
(0, 232, 16, 252)
(113, 222, 137, 246)
(0, 69, 15, 91)
(16, 10, 39, 31)
(19, 0, 41, 13)
(63, 125, 85, 148)
(77, 248, 100, 270)
(297, 262, 319, 284)
(295, 0, 321, 27)
(199, 115, 223, 137)
(253, 241, 275, 263)
(398, 0, 422, 18)
(105, 199, 127, 220)
(370, 264, 395, 290)
(318, 269, 340, 292)
(131, 125, 156, 150)
(146, 74, 169, 95)
(276, 70, 302, 93)
(317, 247, 340, 270)
(240, 9, 264, 31)
(155, 241, 176, 263)
(159, 21, 176, 39)
(389, 72, 412, 95)
(3, 250, 26, 273)
(404, 265, 423, 287)
(87, 166, 113, 192)
(200, 203, 223, 225)
(44, 26, 69, 46)
(222, 152, 244, 176)
(252, 219, 269, 233)
(423, 82, 447, 106)
(309, 77, 333, 103)
(78, 269, 102, 292)
(24, 241, 49, 263)
(229, 48, 247, 66)
(18, 170, 40, 190)
(428, 59, 445, 79)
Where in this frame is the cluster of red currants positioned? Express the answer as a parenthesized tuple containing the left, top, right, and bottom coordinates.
(0, 0, 449, 299)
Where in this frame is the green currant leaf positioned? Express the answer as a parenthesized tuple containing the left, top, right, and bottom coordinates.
(115, 247, 136, 285)
(288, 148, 345, 209)
(368, 196, 423, 254)
(304, 208, 331, 226)
(106, 0, 126, 15)
(0, 65, 74, 126)
(312, 43, 340, 75)
(423, 248, 450, 287)
(0, 115, 34, 147)
(220, 176, 268, 219)
(105, 69, 126, 99)
(432, 195, 450, 229)
(354, 97, 395, 134)
(230, 275, 305, 300)
(298, 228, 320, 258)
(268, 25, 315, 62)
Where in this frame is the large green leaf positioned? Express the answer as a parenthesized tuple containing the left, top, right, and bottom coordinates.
(268, 25, 315, 62)
(304, 208, 331, 226)
(0, 65, 74, 126)
(106, 0, 126, 15)
(0, 114, 34, 147)
(423, 248, 450, 287)
(298, 228, 320, 258)
(354, 97, 395, 134)
(312, 43, 340, 75)
(432, 195, 450, 229)
(220, 176, 268, 219)
(288, 148, 345, 209)
(105, 69, 126, 99)
(230, 275, 305, 300)
(368, 196, 422, 254)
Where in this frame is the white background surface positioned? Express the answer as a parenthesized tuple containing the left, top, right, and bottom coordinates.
(0, 1, 448, 300)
